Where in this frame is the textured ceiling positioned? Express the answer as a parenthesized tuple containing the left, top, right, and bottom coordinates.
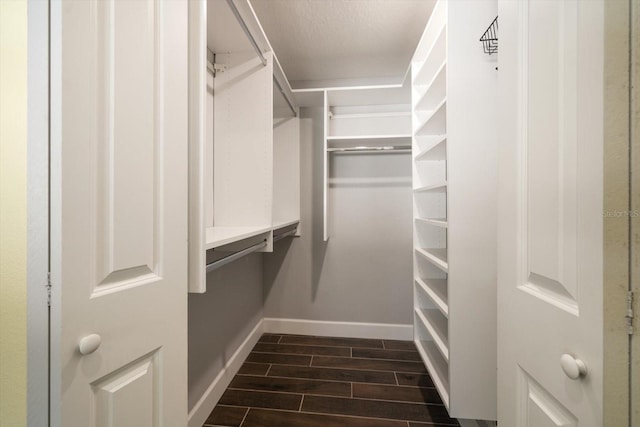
(250, 0, 435, 88)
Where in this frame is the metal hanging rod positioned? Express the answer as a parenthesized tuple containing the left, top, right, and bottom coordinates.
(327, 145, 411, 154)
(226, 0, 267, 67)
(273, 228, 297, 243)
(273, 76, 297, 117)
(206, 240, 267, 273)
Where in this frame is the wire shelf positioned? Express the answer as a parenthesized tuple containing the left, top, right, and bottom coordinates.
(480, 16, 498, 55)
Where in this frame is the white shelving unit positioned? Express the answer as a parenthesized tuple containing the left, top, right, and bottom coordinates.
(321, 83, 412, 240)
(188, 0, 300, 293)
(411, 0, 498, 421)
(272, 69, 301, 237)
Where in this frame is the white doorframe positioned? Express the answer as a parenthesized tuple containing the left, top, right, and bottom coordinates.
(26, 0, 50, 426)
(630, 1, 639, 423)
(603, 1, 634, 425)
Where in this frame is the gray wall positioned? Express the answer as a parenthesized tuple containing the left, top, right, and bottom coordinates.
(264, 107, 414, 325)
(188, 253, 263, 410)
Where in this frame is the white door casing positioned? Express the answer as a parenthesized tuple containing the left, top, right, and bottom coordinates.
(49, 0, 188, 426)
(498, 0, 603, 426)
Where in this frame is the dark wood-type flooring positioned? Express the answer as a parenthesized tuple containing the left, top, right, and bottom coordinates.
(203, 334, 459, 427)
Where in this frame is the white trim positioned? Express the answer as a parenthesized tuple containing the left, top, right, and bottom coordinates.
(458, 419, 497, 427)
(263, 318, 413, 341)
(292, 83, 403, 93)
(48, 0, 63, 424)
(27, 0, 50, 425)
(187, 319, 264, 427)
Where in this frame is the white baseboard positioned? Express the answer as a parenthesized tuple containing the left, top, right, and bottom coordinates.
(458, 419, 497, 427)
(263, 317, 413, 341)
(187, 319, 264, 427)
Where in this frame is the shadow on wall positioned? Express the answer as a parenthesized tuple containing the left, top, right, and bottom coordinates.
(310, 106, 329, 299)
(187, 253, 263, 410)
(264, 107, 328, 302)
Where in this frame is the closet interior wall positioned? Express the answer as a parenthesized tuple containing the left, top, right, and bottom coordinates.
(264, 104, 414, 330)
(187, 0, 300, 420)
(188, 255, 263, 410)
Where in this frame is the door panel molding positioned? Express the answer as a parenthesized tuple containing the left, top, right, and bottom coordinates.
(517, 367, 577, 427)
(92, 349, 160, 427)
(90, 0, 163, 295)
(516, 0, 580, 315)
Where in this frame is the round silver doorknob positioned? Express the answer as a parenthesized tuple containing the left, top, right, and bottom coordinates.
(560, 354, 587, 380)
(78, 334, 101, 355)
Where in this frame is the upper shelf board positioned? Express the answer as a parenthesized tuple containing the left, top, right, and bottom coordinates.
(328, 134, 412, 143)
(205, 225, 273, 249)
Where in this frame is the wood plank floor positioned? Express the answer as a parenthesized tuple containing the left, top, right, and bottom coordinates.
(203, 334, 459, 427)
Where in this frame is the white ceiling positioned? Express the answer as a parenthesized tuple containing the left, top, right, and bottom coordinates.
(250, 0, 436, 88)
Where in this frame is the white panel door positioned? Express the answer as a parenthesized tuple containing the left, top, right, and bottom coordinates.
(498, 1, 603, 426)
(49, 0, 188, 426)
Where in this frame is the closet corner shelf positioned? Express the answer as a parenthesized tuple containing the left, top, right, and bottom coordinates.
(415, 278, 449, 318)
(205, 225, 273, 249)
(415, 307, 449, 362)
(414, 182, 447, 193)
(414, 338, 450, 409)
(415, 247, 449, 272)
(414, 136, 446, 161)
(415, 218, 448, 228)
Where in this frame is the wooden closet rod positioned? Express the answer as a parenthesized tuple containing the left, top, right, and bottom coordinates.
(226, 0, 268, 67)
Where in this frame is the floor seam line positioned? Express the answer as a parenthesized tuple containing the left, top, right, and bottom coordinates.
(237, 406, 250, 427)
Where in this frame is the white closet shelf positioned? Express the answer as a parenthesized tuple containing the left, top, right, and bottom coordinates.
(415, 218, 448, 228)
(415, 307, 449, 362)
(414, 337, 450, 409)
(413, 24, 447, 87)
(415, 98, 447, 137)
(205, 225, 273, 249)
(415, 62, 447, 112)
(415, 247, 448, 272)
(327, 134, 412, 142)
(415, 278, 449, 318)
(414, 182, 447, 193)
(414, 136, 446, 161)
(272, 219, 300, 231)
(329, 111, 411, 120)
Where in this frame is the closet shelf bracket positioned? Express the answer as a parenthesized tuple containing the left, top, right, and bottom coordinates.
(207, 62, 227, 77)
(206, 49, 227, 78)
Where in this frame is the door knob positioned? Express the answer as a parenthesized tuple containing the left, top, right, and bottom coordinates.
(78, 334, 101, 355)
(560, 354, 587, 380)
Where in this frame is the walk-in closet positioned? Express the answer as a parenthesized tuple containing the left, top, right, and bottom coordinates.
(41, 0, 622, 425)
(187, 0, 497, 425)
